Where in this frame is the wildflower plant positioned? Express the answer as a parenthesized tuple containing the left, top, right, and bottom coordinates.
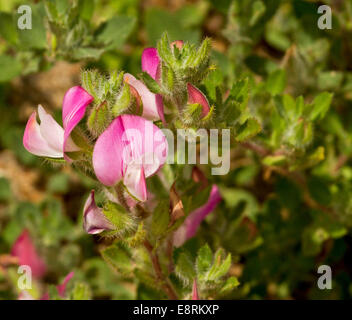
(19, 28, 337, 299)
(22, 34, 238, 300)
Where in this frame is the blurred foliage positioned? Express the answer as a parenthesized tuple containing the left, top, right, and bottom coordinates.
(0, 0, 352, 300)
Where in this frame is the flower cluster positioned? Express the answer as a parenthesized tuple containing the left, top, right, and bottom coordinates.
(22, 36, 222, 299)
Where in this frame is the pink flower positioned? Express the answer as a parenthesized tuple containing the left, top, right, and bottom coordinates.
(62, 86, 94, 161)
(83, 190, 115, 234)
(187, 83, 210, 118)
(11, 230, 46, 278)
(124, 73, 164, 122)
(23, 105, 66, 158)
(123, 47, 165, 123)
(141, 47, 161, 80)
(173, 185, 222, 247)
(23, 86, 93, 159)
(93, 114, 168, 202)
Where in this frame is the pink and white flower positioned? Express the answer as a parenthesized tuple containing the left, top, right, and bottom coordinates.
(83, 190, 115, 234)
(23, 105, 66, 158)
(23, 86, 93, 160)
(92, 114, 168, 202)
(123, 47, 165, 123)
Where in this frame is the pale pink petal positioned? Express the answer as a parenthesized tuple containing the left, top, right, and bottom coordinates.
(23, 111, 63, 158)
(11, 230, 47, 278)
(192, 279, 199, 300)
(174, 185, 222, 247)
(83, 190, 115, 234)
(62, 86, 93, 159)
(142, 47, 160, 80)
(37, 105, 65, 153)
(187, 83, 210, 118)
(123, 164, 147, 201)
(93, 115, 168, 187)
(124, 73, 164, 121)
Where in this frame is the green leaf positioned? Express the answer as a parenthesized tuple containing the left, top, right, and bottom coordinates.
(250, 0, 266, 26)
(196, 244, 213, 275)
(101, 243, 133, 274)
(0, 177, 11, 202)
(207, 250, 231, 281)
(0, 55, 22, 82)
(175, 252, 196, 283)
(0, 12, 18, 44)
(262, 154, 287, 166)
(71, 282, 92, 300)
(96, 15, 136, 49)
(235, 118, 261, 142)
(308, 92, 333, 121)
(139, 72, 162, 94)
(266, 69, 286, 95)
(71, 47, 105, 60)
(220, 276, 240, 294)
(228, 78, 249, 110)
(151, 201, 170, 236)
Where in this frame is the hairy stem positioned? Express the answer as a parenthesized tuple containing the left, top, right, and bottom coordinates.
(115, 183, 131, 212)
(143, 239, 178, 300)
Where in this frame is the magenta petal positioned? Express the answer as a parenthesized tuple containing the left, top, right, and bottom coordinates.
(141, 47, 160, 80)
(187, 83, 210, 118)
(11, 230, 47, 278)
(83, 191, 115, 234)
(93, 115, 168, 188)
(124, 73, 164, 121)
(174, 185, 222, 247)
(57, 271, 75, 298)
(62, 86, 93, 160)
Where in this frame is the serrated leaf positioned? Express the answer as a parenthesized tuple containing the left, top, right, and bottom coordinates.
(220, 276, 240, 294)
(101, 243, 133, 274)
(207, 250, 231, 281)
(235, 118, 261, 142)
(196, 244, 213, 276)
(175, 252, 196, 283)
